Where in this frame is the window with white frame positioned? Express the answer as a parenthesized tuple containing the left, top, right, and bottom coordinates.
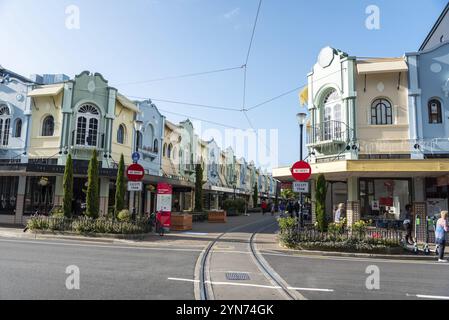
(76, 104, 99, 147)
(14, 119, 22, 138)
(428, 99, 443, 124)
(0, 105, 11, 146)
(117, 124, 126, 144)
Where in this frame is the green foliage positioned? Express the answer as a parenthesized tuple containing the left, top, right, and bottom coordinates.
(194, 163, 204, 212)
(86, 150, 99, 219)
(278, 217, 298, 247)
(253, 183, 259, 207)
(328, 218, 347, 239)
(117, 209, 131, 222)
(222, 198, 246, 216)
(62, 154, 74, 218)
(315, 174, 328, 232)
(52, 207, 65, 218)
(280, 189, 297, 200)
(27, 216, 152, 235)
(114, 154, 126, 216)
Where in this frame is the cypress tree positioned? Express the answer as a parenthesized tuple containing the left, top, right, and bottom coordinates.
(62, 154, 74, 218)
(86, 149, 99, 218)
(194, 163, 204, 212)
(316, 174, 328, 232)
(115, 154, 126, 216)
(253, 183, 259, 208)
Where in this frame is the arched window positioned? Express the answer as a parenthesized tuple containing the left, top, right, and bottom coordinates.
(153, 139, 159, 153)
(371, 98, 393, 125)
(14, 119, 22, 138)
(117, 124, 126, 144)
(321, 89, 342, 140)
(42, 115, 54, 137)
(163, 143, 167, 157)
(76, 104, 99, 147)
(173, 147, 177, 160)
(0, 105, 11, 146)
(168, 144, 173, 159)
(428, 99, 443, 124)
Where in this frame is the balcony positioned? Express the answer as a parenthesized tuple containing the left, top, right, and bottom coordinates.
(183, 164, 195, 174)
(140, 146, 158, 160)
(307, 121, 353, 151)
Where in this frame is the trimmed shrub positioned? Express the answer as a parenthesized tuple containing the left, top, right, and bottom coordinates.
(117, 209, 131, 222)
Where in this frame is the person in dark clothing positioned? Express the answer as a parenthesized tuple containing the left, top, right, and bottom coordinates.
(403, 204, 414, 245)
(287, 201, 294, 218)
(294, 201, 300, 219)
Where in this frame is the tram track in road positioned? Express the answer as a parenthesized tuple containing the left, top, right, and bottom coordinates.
(197, 216, 303, 301)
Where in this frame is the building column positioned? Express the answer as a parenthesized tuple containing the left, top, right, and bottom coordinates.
(145, 190, 152, 214)
(414, 177, 425, 202)
(99, 178, 109, 217)
(54, 176, 64, 207)
(15, 176, 27, 225)
(346, 177, 360, 228)
(413, 202, 427, 243)
(310, 179, 317, 224)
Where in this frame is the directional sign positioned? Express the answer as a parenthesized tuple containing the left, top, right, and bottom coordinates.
(293, 181, 309, 193)
(128, 181, 143, 192)
(291, 161, 312, 182)
(126, 163, 145, 181)
(132, 152, 140, 163)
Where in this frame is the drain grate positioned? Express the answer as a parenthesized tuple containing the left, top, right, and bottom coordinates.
(226, 272, 250, 281)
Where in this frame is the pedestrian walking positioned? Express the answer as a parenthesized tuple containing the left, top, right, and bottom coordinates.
(435, 211, 449, 263)
(261, 200, 267, 215)
(334, 203, 346, 223)
(403, 204, 414, 245)
(271, 202, 275, 216)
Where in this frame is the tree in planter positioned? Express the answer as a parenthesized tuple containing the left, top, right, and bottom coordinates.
(62, 153, 74, 218)
(194, 163, 206, 212)
(85, 149, 100, 219)
(315, 174, 328, 232)
(114, 154, 126, 217)
(252, 183, 259, 208)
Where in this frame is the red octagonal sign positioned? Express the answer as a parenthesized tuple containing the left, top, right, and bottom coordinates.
(291, 161, 312, 182)
(126, 163, 145, 182)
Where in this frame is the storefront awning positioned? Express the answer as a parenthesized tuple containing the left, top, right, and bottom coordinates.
(117, 93, 140, 113)
(28, 84, 64, 97)
(357, 58, 408, 74)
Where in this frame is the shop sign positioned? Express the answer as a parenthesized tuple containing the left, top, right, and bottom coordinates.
(127, 181, 143, 192)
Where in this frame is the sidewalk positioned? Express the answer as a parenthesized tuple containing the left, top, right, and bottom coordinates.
(0, 212, 270, 248)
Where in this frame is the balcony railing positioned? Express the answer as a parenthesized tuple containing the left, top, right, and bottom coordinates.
(307, 121, 353, 146)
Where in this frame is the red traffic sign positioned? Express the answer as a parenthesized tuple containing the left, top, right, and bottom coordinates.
(126, 163, 145, 181)
(291, 161, 312, 182)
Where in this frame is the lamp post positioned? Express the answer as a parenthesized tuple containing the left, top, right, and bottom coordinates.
(132, 119, 144, 220)
(233, 174, 237, 200)
(296, 111, 308, 228)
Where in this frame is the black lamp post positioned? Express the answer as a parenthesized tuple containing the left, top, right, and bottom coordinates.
(296, 111, 308, 227)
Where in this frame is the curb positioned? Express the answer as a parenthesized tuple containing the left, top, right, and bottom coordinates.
(266, 247, 439, 261)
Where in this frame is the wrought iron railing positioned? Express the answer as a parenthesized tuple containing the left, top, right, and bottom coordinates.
(307, 120, 353, 145)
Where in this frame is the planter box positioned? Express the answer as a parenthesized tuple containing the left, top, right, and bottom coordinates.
(208, 211, 227, 223)
(171, 214, 193, 231)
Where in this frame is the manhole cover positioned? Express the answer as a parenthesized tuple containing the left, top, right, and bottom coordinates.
(226, 272, 250, 281)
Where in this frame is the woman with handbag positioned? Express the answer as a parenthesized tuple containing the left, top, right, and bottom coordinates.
(435, 211, 449, 263)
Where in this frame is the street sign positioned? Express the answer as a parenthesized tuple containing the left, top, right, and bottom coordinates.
(132, 152, 140, 163)
(127, 181, 143, 192)
(126, 163, 145, 181)
(293, 181, 309, 193)
(291, 161, 312, 181)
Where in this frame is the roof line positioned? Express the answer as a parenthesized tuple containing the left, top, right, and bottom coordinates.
(419, 2, 449, 51)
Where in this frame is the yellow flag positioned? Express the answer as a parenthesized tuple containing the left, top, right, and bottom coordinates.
(299, 86, 308, 106)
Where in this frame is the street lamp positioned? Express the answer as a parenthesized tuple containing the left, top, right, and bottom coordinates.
(296, 112, 307, 161)
(296, 111, 308, 228)
(133, 120, 144, 153)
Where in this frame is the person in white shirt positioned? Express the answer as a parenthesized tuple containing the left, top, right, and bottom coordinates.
(334, 203, 346, 223)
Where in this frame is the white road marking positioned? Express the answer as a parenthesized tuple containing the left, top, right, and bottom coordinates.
(288, 287, 334, 292)
(167, 277, 334, 292)
(407, 294, 449, 300)
(168, 277, 199, 283)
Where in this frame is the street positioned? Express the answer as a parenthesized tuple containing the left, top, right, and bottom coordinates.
(1, 213, 449, 300)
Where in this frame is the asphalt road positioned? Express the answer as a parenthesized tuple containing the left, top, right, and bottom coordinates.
(262, 252, 449, 300)
(1, 215, 449, 300)
(0, 237, 199, 300)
